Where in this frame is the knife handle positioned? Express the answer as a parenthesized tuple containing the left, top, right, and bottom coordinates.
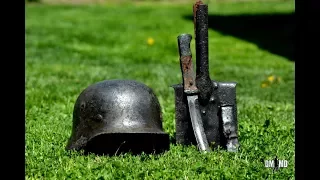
(177, 34, 199, 94)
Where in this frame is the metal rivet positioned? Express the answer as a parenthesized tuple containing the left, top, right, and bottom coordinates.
(94, 114, 103, 122)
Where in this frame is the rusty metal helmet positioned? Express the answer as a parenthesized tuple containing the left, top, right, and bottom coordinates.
(66, 79, 170, 155)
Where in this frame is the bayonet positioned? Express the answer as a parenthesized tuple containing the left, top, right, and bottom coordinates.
(177, 33, 210, 152)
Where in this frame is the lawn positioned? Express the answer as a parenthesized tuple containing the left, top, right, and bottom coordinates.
(25, 0, 295, 179)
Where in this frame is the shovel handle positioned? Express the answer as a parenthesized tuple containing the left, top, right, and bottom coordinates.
(193, 0, 203, 39)
(177, 34, 199, 94)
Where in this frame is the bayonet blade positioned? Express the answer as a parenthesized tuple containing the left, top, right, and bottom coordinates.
(187, 95, 210, 151)
(177, 33, 210, 152)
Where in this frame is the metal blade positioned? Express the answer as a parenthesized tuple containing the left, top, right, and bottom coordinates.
(187, 95, 211, 152)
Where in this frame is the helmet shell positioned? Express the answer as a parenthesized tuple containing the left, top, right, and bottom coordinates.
(66, 80, 169, 155)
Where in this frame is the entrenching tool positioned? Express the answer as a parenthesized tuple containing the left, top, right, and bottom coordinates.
(178, 34, 210, 152)
(172, 1, 240, 152)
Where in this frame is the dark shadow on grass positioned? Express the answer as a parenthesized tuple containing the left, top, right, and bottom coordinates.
(183, 12, 295, 61)
(170, 132, 176, 144)
(83, 133, 170, 156)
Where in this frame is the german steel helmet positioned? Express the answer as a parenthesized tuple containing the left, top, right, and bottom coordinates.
(66, 79, 170, 155)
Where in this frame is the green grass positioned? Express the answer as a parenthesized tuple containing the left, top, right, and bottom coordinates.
(26, 0, 295, 179)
